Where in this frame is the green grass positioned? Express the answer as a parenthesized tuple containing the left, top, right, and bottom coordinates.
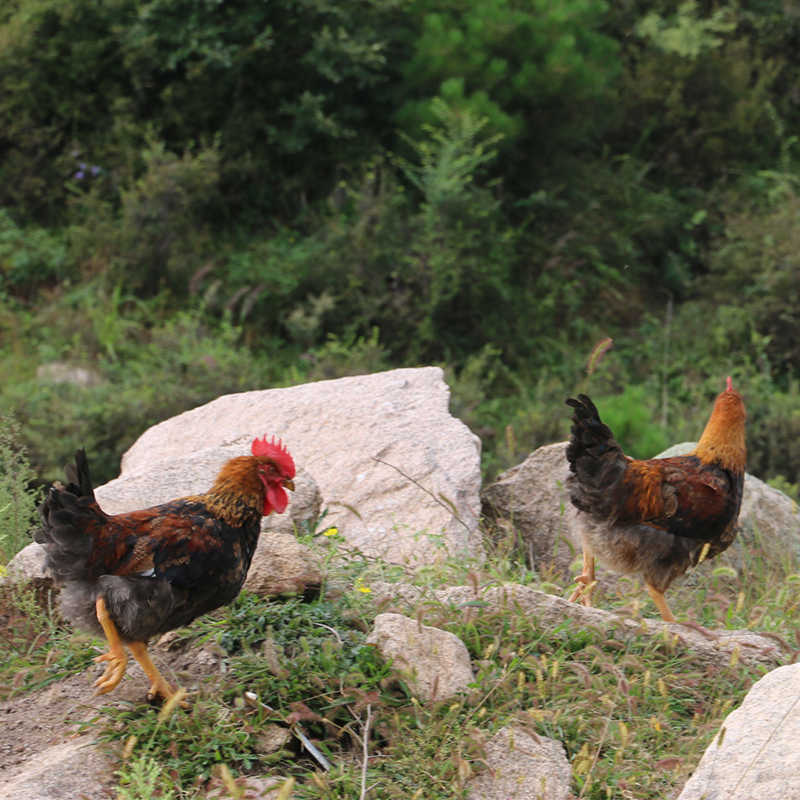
(0, 414, 41, 564)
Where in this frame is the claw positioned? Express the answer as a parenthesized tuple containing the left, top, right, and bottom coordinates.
(568, 575, 597, 606)
(92, 650, 128, 695)
(128, 641, 190, 709)
(567, 548, 597, 606)
(147, 679, 191, 709)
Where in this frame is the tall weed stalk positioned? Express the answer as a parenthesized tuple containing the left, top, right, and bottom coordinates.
(0, 414, 40, 564)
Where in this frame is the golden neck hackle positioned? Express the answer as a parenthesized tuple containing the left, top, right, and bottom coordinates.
(692, 391, 747, 475)
(204, 456, 264, 526)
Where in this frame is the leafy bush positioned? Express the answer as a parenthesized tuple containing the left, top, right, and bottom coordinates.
(0, 0, 404, 222)
(397, 0, 621, 169)
(70, 138, 222, 295)
(0, 211, 69, 299)
(613, 1, 797, 186)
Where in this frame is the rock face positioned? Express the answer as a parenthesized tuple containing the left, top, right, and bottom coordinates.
(97, 367, 482, 566)
(206, 775, 295, 799)
(481, 442, 577, 575)
(35, 362, 103, 387)
(2, 543, 46, 584)
(482, 440, 800, 580)
(677, 663, 800, 800)
(366, 612, 475, 702)
(467, 727, 572, 800)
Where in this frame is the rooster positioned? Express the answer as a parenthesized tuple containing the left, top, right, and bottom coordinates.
(565, 377, 746, 622)
(36, 436, 295, 702)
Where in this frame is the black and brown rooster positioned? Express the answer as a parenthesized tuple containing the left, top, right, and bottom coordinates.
(36, 436, 295, 702)
(565, 377, 746, 621)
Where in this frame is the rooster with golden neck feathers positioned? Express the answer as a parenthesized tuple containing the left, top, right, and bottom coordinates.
(37, 436, 296, 703)
(565, 377, 746, 621)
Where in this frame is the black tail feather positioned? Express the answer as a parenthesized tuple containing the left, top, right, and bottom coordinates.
(565, 394, 627, 515)
(62, 448, 95, 498)
(36, 449, 106, 585)
(565, 395, 619, 470)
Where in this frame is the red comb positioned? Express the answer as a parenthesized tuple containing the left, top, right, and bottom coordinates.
(726, 376, 733, 392)
(251, 435, 295, 478)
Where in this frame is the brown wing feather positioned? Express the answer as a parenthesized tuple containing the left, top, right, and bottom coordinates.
(87, 502, 226, 577)
(612, 456, 741, 541)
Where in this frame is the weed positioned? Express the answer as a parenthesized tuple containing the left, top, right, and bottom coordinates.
(116, 755, 176, 800)
(0, 581, 95, 699)
(0, 413, 41, 563)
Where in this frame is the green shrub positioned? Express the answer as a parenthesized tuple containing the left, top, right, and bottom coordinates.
(0, 211, 69, 299)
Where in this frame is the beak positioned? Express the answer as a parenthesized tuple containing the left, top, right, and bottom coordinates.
(283, 479, 295, 492)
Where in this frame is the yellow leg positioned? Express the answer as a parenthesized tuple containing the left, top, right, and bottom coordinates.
(128, 641, 188, 706)
(568, 548, 597, 607)
(647, 583, 676, 623)
(93, 597, 128, 695)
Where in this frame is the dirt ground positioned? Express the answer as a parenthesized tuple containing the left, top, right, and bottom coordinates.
(0, 631, 226, 785)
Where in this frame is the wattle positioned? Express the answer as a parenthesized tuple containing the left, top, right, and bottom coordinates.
(265, 484, 289, 516)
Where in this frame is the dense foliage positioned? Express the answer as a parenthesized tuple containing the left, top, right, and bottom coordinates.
(2, 0, 800, 491)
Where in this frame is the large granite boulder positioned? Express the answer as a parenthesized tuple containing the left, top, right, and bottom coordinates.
(97, 366, 483, 566)
(481, 442, 577, 575)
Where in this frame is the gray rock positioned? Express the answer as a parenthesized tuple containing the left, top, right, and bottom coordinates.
(205, 775, 295, 799)
(677, 663, 800, 800)
(481, 442, 577, 575)
(2, 542, 46, 583)
(368, 582, 787, 670)
(366, 612, 475, 702)
(103, 366, 483, 566)
(253, 725, 292, 757)
(0, 739, 115, 799)
(467, 727, 572, 800)
(36, 362, 103, 387)
(244, 533, 323, 597)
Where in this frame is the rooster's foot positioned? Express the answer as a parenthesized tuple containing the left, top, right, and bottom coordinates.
(568, 549, 597, 606)
(127, 641, 190, 708)
(93, 650, 128, 695)
(568, 575, 597, 607)
(146, 678, 190, 709)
